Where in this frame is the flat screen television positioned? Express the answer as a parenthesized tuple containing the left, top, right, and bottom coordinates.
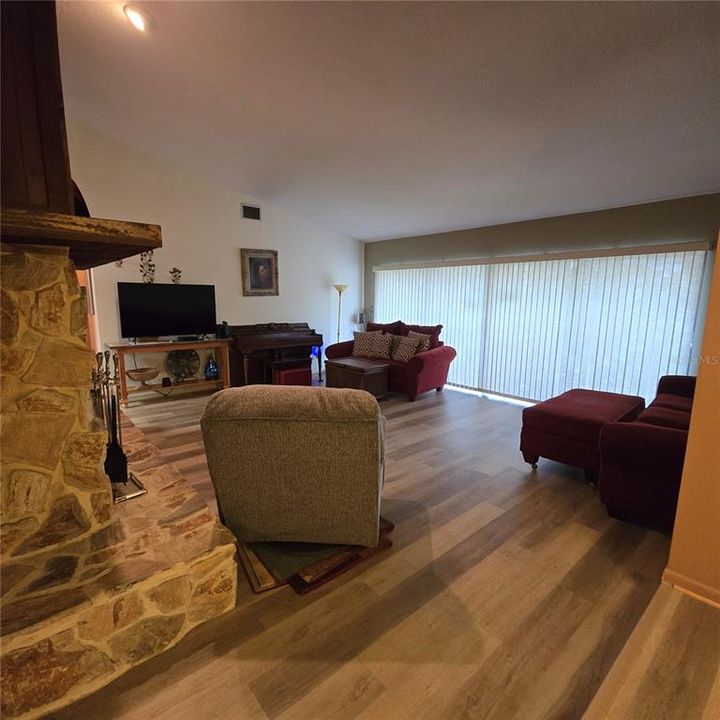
(117, 282, 217, 339)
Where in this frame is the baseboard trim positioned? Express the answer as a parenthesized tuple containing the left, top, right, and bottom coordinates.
(662, 569, 720, 609)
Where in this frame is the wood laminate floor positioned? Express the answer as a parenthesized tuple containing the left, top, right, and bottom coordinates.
(584, 583, 720, 720)
(51, 388, 718, 720)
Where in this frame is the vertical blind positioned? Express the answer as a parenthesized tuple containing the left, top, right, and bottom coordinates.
(374, 248, 711, 402)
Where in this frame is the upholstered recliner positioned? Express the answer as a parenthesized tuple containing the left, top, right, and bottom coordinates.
(201, 385, 385, 547)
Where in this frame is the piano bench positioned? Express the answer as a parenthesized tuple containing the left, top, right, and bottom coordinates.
(273, 367, 312, 386)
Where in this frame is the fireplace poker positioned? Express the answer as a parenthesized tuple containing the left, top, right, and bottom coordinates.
(112, 352, 123, 447)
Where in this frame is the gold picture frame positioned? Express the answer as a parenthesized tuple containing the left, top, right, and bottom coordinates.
(240, 248, 279, 296)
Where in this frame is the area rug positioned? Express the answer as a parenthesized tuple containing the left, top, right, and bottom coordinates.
(238, 518, 395, 595)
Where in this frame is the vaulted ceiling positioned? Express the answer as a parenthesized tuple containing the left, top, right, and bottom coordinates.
(58, 1, 720, 240)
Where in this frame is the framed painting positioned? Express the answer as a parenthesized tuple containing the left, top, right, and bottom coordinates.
(240, 248, 279, 296)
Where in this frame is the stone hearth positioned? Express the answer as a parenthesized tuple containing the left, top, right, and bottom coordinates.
(0, 423, 237, 719)
(0, 245, 237, 719)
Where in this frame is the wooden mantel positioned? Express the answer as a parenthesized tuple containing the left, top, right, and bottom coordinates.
(0, 207, 162, 269)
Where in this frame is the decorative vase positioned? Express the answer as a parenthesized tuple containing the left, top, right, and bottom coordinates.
(204, 354, 220, 380)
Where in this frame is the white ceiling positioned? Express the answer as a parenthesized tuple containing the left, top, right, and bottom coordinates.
(57, 1, 720, 241)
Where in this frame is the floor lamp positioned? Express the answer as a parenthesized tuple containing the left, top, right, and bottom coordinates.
(332, 284, 348, 343)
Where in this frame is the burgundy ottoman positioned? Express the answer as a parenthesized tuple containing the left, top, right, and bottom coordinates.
(273, 367, 312, 386)
(520, 389, 645, 481)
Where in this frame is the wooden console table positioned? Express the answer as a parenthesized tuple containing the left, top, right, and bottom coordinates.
(109, 339, 230, 407)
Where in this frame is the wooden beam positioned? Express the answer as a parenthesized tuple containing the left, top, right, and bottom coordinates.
(1, 1, 74, 214)
(0, 207, 162, 269)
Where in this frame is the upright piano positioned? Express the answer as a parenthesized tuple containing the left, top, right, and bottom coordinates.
(228, 322, 323, 386)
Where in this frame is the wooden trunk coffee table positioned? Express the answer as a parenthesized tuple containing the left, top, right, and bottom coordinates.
(325, 357, 389, 399)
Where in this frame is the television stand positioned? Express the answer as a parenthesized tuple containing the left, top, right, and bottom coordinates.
(108, 338, 230, 407)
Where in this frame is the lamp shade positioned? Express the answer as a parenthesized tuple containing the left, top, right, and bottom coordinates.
(332, 284, 349, 294)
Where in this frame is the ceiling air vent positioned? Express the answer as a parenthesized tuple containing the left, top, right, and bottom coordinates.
(242, 204, 261, 221)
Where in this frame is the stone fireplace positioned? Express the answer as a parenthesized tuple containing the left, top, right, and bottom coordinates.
(1, 244, 110, 557)
(1, 5, 237, 716)
(0, 244, 237, 719)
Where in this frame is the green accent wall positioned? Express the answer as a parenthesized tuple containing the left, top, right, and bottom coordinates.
(364, 194, 720, 316)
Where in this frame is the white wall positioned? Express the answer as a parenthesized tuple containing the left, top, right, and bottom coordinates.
(66, 121, 363, 358)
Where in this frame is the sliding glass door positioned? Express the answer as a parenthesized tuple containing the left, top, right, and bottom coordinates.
(374, 248, 711, 402)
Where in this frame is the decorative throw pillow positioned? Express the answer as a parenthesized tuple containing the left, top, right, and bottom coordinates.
(391, 335, 421, 363)
(386, 321, 409, 336)
(352, 331, 392, 359)
(368, 333, 392, 359)
(407, 324, 443, 348)
(352, 331, 375, 357)
(408, 330, 431, 353)
(388, 334, 403, 355)
(367, 321, 409, 336)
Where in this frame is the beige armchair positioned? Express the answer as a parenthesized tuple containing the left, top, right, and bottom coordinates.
(201, 385, 385, 547)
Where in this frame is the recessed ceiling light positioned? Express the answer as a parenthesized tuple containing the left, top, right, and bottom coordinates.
(123, 4, 151, 32)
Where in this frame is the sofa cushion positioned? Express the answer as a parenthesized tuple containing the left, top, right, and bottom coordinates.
(352, 331, 392, 360)
(656, 375, 696, 399)
(522, 389, 645, 445)
(364, 321, 442, 346)
(365, 322, 386, 333)
(637, 406, 691, 431)
(391, 335, 420, 362)
(652, 393, 693, 413)
(203, 384, 380, 422)
(407, 324, 442, 348)
(366, 320, 409, 336)
(408, 330, 431, 352)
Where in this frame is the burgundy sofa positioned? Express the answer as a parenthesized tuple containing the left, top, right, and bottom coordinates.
(325, 321, 457, 401)
(599, 375, 696, 533)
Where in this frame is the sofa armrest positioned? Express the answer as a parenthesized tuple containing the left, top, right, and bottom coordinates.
(600, 421, 688, 475)
(407, 345, 457, 375)
(325, 341, 354, 360)
(656, 375, 696, 399)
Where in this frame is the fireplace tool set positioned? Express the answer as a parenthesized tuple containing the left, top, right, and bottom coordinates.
(91, 351, 146, 502)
